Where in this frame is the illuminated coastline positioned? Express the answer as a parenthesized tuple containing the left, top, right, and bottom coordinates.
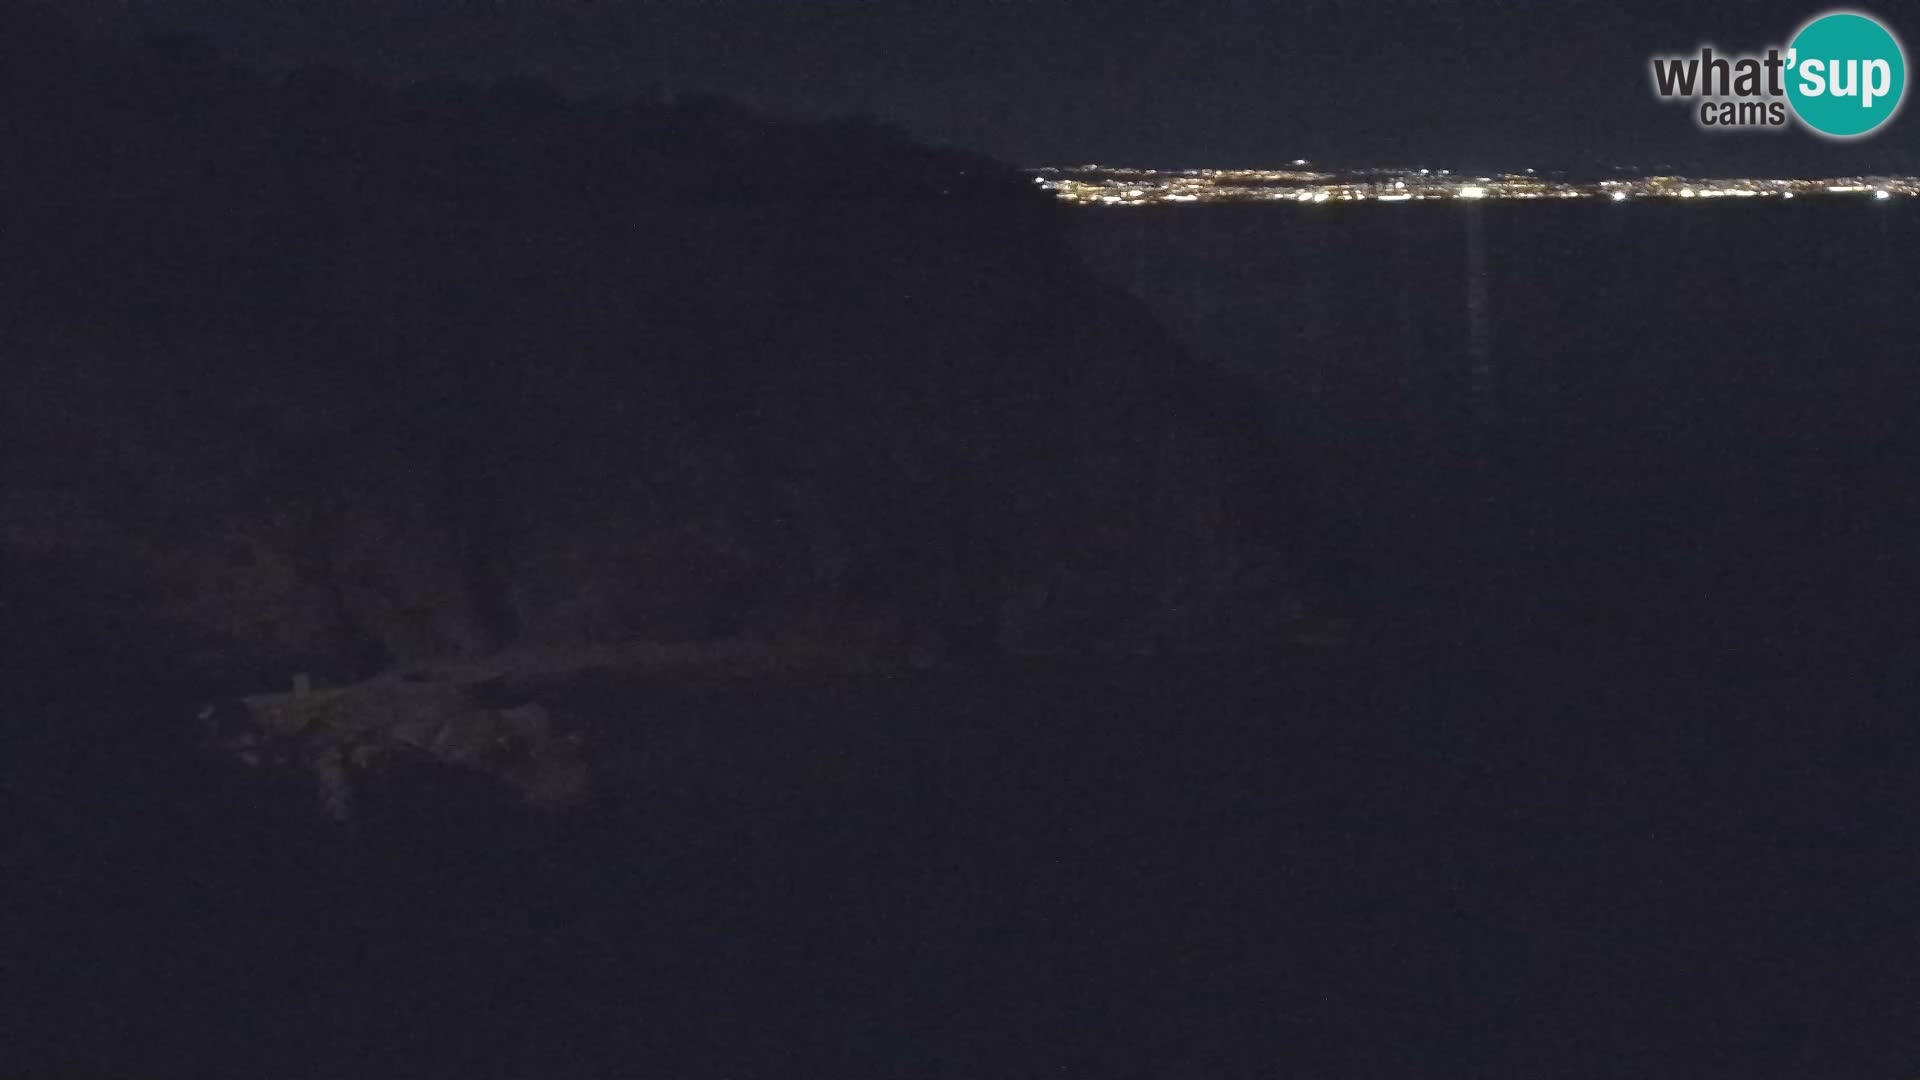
(1030, 165, 1920, 205)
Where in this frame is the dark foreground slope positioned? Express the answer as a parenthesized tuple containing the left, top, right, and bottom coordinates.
(10, 642, 1918, 1078)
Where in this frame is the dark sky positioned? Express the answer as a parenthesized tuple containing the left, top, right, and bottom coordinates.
(47, 0, 1919, 173)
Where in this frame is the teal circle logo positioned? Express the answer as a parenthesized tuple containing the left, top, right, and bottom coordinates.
(1786, 11, 1907, 138)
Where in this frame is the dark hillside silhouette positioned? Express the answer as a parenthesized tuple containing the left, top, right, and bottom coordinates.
(2, 13, 1338, 1074)
(0, 3, 1313, 692)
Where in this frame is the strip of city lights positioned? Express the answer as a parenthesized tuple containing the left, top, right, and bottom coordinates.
(1033, 167, 1918, 206)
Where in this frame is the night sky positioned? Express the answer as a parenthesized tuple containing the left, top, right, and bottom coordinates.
(42, 0, 1920, 173)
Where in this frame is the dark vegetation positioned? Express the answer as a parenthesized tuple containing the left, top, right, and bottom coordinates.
(1, 1, 1312, 692)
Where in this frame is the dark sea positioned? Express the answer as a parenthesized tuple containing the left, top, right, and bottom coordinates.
(1073, 199, 1920, 664)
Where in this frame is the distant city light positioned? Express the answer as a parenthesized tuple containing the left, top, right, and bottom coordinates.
(1029, 165, 1920, 208)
